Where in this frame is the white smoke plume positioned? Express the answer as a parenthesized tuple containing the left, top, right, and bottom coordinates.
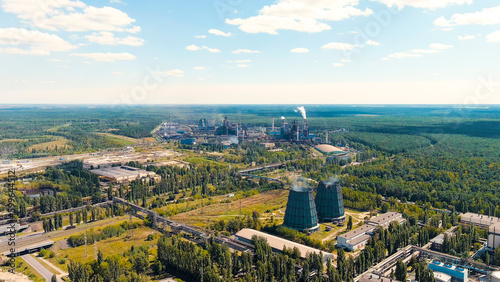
(296, 106, 307, 119)
(281, 116, 285, 120)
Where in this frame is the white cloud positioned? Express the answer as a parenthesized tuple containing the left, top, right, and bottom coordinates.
(333, 63, 344, 67)
(384, 43, 453, 60)
(186, 45, 220, 53)
(47, 58, 64, 62)
(290, 47, 309, 53)
(372, 0, 472, 9)
(195, 35, 207, 38)
(208, 29, 232, 37)
(193, 66, 206, 70)
(2, 0, 140, 32)
(0, 28, 76, 55)
(86, 31, 144, 46)
(434, 6, 500, 27)
(186, 44, 201, 51)
(237, 64, 249, 68)
(154, 69, 184, 77)
(458, 35, 475, 40)
(366, 40, 380, 46)
(227, 59, 252, 63)
(226, 0, 372, 34)
(202, 46, 221, 53)
(487, 31, 500, 42)
(321, 42, 357, 50)
(340, 59, 351, 63)
(232, 49, 261, 54)
(71, 52, 135, 62)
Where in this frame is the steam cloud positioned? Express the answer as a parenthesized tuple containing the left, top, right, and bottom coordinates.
(281, 116, 285, 120)
(296, 106, 307, 120)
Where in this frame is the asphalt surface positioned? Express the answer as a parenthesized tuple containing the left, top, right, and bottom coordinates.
(21, 254, 54, 281)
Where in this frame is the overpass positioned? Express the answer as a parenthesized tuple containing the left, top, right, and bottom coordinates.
(112, 197, 254, 253)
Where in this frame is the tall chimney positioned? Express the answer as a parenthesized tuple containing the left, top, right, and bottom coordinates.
(272, 118, 275, 131)
(325, 130, 329, 143)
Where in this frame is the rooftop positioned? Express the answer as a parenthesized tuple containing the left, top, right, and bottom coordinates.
(235, 228, 334, 261)
(461, 212, 500, 226)
(338, 224, 376, 240)
(314, 144, 345, 154)
(367, 212, 403, 226)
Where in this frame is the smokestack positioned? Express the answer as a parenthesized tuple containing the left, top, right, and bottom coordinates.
(272, 118, 275, 131)
(325, 130, 329, 143)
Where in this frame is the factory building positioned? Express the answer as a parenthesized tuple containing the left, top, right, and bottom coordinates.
(314, 144, 346, 155)
(460, 212, 500, 250)
(337, 224, 375, 251)
(283, 187, 320, 233)
(366, 212, 405, 227)
(315, 180, 345, 222)
(336, 212, 406, 251)
(460, 212, 500, 229)
(234, 228, 334, 262)
(428, 261, 468, 282)
(90, 166, 160, 184)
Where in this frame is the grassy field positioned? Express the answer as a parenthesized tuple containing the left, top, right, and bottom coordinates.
(27, 136, 72, 151)
(96, 133, 137, 146)
(0, 138, 26, 143)
(46, 123, 72, 132)
(48, 221, 158, 272)
(171, 190, 289, 228)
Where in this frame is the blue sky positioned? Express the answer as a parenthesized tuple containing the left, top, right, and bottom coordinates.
(1, 0, 500, 104)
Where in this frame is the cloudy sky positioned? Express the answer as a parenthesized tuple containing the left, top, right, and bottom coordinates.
(1, 0, 499, 104)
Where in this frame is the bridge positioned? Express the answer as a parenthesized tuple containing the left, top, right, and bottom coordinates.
(112, 197, 254, 253)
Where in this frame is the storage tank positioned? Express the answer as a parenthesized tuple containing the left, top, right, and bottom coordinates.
(315, 180, 345, 222)
(283, 187, 319, 232)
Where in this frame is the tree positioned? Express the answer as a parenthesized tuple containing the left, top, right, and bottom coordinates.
(68, 261, 90, 282)
(347, 216, 353, 231)
(69, 212, 74, 227)
(395, 259, 407, 282)
(381, 202, 390, 213)
(51, 275, 57, 282)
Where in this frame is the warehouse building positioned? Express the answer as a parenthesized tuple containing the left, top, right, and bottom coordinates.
(235, 228, 334, 262)
(90, 166, 160, 184)
(337, 212, 406, 251)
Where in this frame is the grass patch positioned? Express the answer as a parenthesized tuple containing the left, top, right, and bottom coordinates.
(27, 136, 72, 151)
(32, 254, 61, 275)
(96, 133, 138, 145)
(49, 225, 158, 272)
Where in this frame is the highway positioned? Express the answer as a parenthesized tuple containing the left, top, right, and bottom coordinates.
(22, 254, 56, 282)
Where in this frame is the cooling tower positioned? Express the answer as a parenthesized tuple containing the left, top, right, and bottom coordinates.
(315, 180, 345, 222)
(283, 187, 320, 232)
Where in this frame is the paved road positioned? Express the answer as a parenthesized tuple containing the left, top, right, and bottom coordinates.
(21, 254, 54, 282)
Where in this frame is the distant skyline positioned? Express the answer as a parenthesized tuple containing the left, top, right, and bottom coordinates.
(1, 0, 500, 104)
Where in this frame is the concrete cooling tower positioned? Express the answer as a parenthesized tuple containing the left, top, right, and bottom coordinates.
(315, 180, 345, 222)
(283, 187, 320, 232)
